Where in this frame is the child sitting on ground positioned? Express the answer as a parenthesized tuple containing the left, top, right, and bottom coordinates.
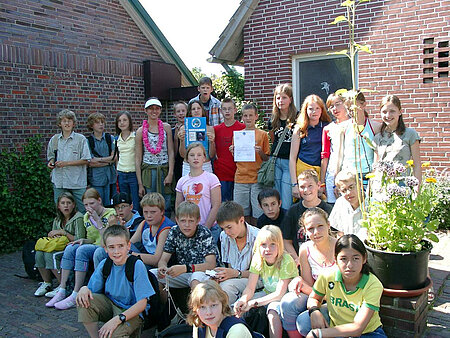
(329, 170, 367, 241)
(47, 109, 91, 213)
(257, 188, 286, 229)
(188, 280, 256, 338)
(153, 201, 217, 302)
(76, 224, 155, 337)
(129, 192, 175, 267)
(92, 192, 143, 267)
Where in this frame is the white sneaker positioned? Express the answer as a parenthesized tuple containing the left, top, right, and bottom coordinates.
(45, 286, 61, 298)
(34, 282, 52, 297)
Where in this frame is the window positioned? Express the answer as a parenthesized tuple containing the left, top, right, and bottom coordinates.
(292, 53, 356, 107)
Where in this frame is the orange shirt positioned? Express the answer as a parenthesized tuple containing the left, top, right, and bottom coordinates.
(234, 128, 269, 184)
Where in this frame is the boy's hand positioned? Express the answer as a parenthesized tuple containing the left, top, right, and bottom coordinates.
(206, 131, 215, 142)
(254, 145, 262, 155)
(54, 161, 66, 168)
(166, 264, 186, 278)
(99, 316, 121, 338)
(158, 266, 167, 279)
(310, 310, 329, 329)
(292, 185, 301, 199)
(47, 160, 55, 169)
(229, 145, 234, 155)
(214, 267, 237, 282)
(76, 286, 93, 308)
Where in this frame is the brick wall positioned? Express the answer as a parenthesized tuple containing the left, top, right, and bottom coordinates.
(243, 0, 450, 169)
(0, 0, 176, 150)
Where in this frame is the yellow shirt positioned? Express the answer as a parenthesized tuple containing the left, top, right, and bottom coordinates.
(117, 132, 136, 172)
(84, 208, 116, 245)
(235, 128, 269, 184)
(313, 269, 383, 334)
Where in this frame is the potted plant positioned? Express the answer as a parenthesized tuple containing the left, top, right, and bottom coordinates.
(362, 161, 439, 290)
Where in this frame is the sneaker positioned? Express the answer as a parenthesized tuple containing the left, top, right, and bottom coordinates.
(45, 290, 66, 308)
(54, 294, 76, 310)
(34, 282, 52, 297)
(45, 286, 61, 298)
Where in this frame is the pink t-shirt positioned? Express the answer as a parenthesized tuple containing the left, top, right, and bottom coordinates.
(176, 171, 221, 226)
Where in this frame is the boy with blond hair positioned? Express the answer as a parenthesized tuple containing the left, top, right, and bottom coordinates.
(47, 109, 91, 212)
(231, 103, 270, 226)
(329, 170, 367, 241)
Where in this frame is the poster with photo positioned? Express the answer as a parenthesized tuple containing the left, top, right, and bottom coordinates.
(185, 117, 208, 154)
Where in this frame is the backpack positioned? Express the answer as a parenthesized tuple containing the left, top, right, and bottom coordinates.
(21, 240, 42, 281)
(87, 133, 113, 158)
(198, 316, 265, 338)
(101, 255, 162, 330)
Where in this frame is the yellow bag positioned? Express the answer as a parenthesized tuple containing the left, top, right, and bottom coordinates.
(35, 236, 69, 252)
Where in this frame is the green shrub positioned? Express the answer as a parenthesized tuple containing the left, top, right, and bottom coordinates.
(0, 136, 55, 253)
(428, 169, 450, 230)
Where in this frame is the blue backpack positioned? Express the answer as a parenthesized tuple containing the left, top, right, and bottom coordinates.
(198, 316, 265, 338)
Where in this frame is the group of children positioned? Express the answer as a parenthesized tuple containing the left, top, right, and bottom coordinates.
(35, 77, 423, 337)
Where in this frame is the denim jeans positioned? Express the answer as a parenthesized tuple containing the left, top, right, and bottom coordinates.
(280, 291, 308, 331)
(220, 180, 234, 202)
(117, 171, 141, 214)
(61, 243, 99, 272)
(91, 185, 111, 206)
(274, 157, 293, 210)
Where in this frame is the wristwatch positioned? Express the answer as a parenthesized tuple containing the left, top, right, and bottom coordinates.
(291, 182, 298, 187)
(118, 313, 126, 324)
(237, 270, 242, 279)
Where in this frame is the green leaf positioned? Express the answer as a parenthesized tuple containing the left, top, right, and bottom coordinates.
(354, 43, 372, 54)
(341, 0, 354, 7)
(425, 233, 439, 243)
(330, 16, 348, 24)
(335, 89, 348, 96)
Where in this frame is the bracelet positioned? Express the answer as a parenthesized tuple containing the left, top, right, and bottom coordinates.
(308, 306, 321, 316)
(311, 330, 318, 338)
(191, 264, 196, 272)
(318, 329, 323, 338)
(185, 264, 192, 273)
(291, 182, 298, 187)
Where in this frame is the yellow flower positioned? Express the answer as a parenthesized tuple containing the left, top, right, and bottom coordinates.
(406, 160, 414, 167)
(422, 161, 431, 168)
(426, 177, 437, 183)
(365, 173, 376, 179)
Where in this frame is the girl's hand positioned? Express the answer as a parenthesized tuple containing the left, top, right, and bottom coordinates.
(310, 310, 329, 329)
(71, 239, 84, 246)
(99, 316, 121, 338)
(76, 286, 93, 308)
(333, 186, 341, 198)
(164, 173, 173, 186)
(306, 329, 322, 338)
(108, 215, 119, 226)
(233, 299, 247, 318)
(292, 185, 301, 199)
(207, 131, 215, 142)
(289, 276, 304, 294)
(214, 267, 237, 282)
(48, 229, 65, 238)
(138, 184, 146, 198)
(178, 127, 186, 140)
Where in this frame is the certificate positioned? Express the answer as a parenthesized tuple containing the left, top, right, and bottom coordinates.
(234, 130, 255, 162)
(185, 117, 208, 154)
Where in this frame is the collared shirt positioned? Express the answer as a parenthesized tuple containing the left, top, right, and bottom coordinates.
(189, 94, 224, 126)
(88, 133, 117, 186)
(220, 223, 259, 271)
(47, 132, 91, 189)
(329, 196, 367, 241)
(313, 269, 383, 334)
(117, 132, 136, 172)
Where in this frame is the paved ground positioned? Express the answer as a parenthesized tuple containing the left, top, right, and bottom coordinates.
(0, 231, 448, 337)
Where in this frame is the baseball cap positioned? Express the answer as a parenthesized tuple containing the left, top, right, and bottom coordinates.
(144, 98, 162, 109)
(111, 192, 132, 207)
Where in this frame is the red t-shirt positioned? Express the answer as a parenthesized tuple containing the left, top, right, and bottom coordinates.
(214, 121, 245, 181)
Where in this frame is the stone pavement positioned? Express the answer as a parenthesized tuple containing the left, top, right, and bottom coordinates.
(0, 231, 448, 337)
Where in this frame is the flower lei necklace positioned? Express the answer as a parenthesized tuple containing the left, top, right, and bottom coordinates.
(142, 119, 164, 154)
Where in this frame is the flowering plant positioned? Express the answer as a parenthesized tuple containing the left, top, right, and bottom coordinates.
(362, 160, 439, 252)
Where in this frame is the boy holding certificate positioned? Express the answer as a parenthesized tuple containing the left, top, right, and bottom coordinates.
(230, 104, 269, 226)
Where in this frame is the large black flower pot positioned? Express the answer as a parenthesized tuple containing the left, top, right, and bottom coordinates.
(365, 242, 431, 290)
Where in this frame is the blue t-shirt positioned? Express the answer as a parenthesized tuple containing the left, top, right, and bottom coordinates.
(298, 121, 329, 166)
(88, 258, 155, 310)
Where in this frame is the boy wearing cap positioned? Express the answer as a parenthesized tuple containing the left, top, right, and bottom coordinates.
(189, 77, 223, 127)
(93, 192, 144, 267)
(135, 97, 174, 217)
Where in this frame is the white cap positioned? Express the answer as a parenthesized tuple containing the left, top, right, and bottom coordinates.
(144, 98, 162, 108)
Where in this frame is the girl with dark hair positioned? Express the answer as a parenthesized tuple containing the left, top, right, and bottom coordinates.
(115, 111, 141, 213)
(373, 95, 422, 183)
(269, 84, 298, 209)
(296, 234, 387, 337)
(34, 192, 85, 297)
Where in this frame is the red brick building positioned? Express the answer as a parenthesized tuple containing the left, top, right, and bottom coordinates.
(210, 0, 450, 169)
(0, 0, 196, 149)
